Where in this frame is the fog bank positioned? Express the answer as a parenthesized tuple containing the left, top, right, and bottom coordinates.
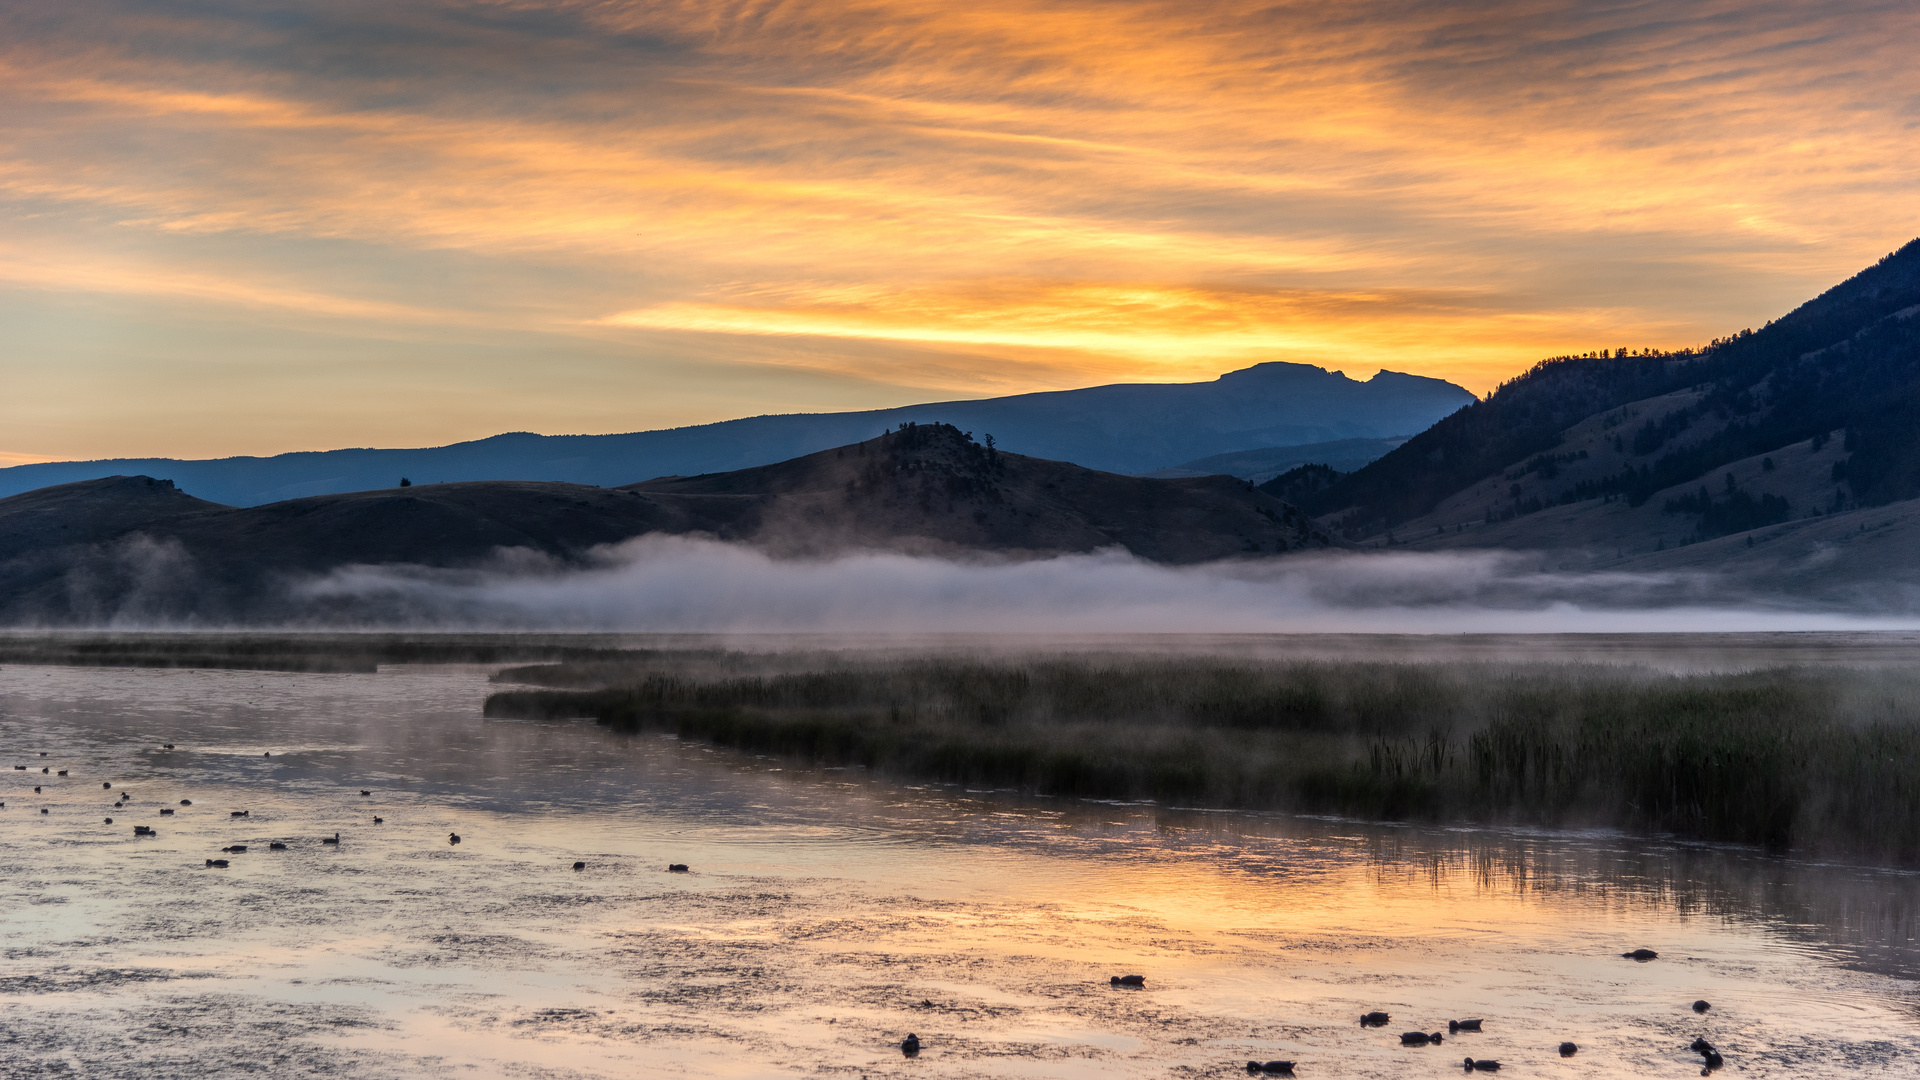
(292, 535, 1920, 634)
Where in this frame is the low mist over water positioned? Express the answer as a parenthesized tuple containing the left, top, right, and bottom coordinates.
(290, 536, 1920, 632)
(3, 655, 1920, 1077)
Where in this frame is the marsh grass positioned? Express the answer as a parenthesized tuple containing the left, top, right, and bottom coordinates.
(486, 656, 1920, 862)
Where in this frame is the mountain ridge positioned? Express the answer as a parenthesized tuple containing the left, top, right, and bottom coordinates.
(0, 363, 1472, 507)
(0, 424, 1336, 623)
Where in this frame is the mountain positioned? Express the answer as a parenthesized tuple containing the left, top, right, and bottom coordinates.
(0, 363, 1473, 507)
(1144, 436, 1409, 483)
(0, 424, 1336, 623)
(1299, 239, 1920, 572)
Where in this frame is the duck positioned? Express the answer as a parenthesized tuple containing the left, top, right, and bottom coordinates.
(1701, 1049, 1724, 1071)
(180, 799, 192, 806)
(223, 845, 247, 854)
(359, 790, 371, 796)
(41, 808, 48, 814)
(104, 817, 114, 824)
(900, 1033, 920, 1056)
(231, 810, 249, 817)
(573, 861, 586, 870)
(57, 770, 66, 776)
(163, 744, 174, 749)
(33, 786, 40, 793)
(206, 858, 229, 868)
(1245, 1061, 1295, 1075)
(667, 863, 688, 872)
(373, 817, 384, 824)
(1621, 948, 1658, 961)
(448, 833, 462, 845)
(1559, 1042, 1578, 1057)
(1690, 1038, 1715, 1055)
(103, 782, 112, 789)
(1692, 999, 1710, 1013)
(133, 825, 154, 836)
(1110, 975, 1146, 987)
(1464, 1058, 1500, 1071)
(1360, 1012, 1390, 1027)
(161, 808, 174, 816)
(322, 833, 340, 845)
(1401, 1032, 1443, 1046)
(269, 842, 288, 850)
(1449, 1019, 1482, 1032)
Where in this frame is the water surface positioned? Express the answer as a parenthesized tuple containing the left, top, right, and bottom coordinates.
(2, 663, 1917, 1078)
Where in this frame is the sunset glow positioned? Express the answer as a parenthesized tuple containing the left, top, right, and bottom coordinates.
(3, 0, 1917, 458)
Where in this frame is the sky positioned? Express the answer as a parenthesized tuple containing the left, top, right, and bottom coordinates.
(3, 0, 1918, 463)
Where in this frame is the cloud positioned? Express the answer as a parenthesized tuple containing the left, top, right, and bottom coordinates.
(291, 534, 1920, 633)
(3, 0, 1919, 455)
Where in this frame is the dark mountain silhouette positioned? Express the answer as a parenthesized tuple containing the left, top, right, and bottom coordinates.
(1143, 436, 1407, 482)
(0, 363, 1471, 506)
(1303, 239, 1920, 555)
(0, 424, 1335, 623)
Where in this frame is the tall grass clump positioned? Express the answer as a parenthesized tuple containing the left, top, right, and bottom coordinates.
(485, 656, 1920, 862)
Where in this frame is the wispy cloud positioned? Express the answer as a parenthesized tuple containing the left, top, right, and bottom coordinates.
(2, 0, 1917, 457)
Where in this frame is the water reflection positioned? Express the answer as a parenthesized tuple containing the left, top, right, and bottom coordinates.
(1, 663, 1917, 1077)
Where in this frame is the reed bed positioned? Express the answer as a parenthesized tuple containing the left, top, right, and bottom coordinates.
(486, 656, 1920, 862)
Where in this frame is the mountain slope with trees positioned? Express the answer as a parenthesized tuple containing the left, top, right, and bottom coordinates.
(1301, 239, 1920, 544)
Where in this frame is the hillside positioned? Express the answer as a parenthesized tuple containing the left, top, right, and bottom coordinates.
(629, 422, 1336, 563)
(1302, 239, 1920, 562)
(0, 425, 1334, 623)
(0, 363, 1471, 506)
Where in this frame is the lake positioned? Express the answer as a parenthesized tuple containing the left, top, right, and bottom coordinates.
(2, 660, 1918, 1078)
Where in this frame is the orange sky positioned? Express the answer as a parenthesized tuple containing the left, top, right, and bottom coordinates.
(3, 0, 1918, 460)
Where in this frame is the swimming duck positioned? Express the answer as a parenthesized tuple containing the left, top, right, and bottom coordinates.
(206, 859, 229, 868)
(1692, 999, 1710, 1013)
(1463, 1058, 1500, 1071)
(1360, 1012, 1390, 1027)
(104, 817, 113, 824)
(1449, 1019, 1482, 1032)
(57, 770, 66, 776)
(103, 782, 112, 789)
(1401, 1032, 1443, 1046)
(1245, 1061, 1295, 1075)
(667, 863, 688, 872)
(163, 744, 174, 749)
(180, 799, 191, 806)
(448, 833, 461, 845)
(1111, 975, 1145, 987)
(133, 825, 154, 836)
(161, 808, 174, 816)
(322, 833, 340, 845)
(1559, 1042, 1578, 1057)
(360, 790, 371, 796)
(269, 842, 288, 850)
(1621, 948, 1658, 961)
(901, 1033, 920, 1056)
(231, 810, 249, 817)
(373, 816, 384, 824)
(573, 861, 586, 870)
(223, 845, 247, 854)
(1689, 1038, 1715, 1055)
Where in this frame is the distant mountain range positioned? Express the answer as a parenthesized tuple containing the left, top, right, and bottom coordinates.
(1144, 437, 1408, 483)
(0, 424, 1335, 623)
(0, 363, 1472, 507)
